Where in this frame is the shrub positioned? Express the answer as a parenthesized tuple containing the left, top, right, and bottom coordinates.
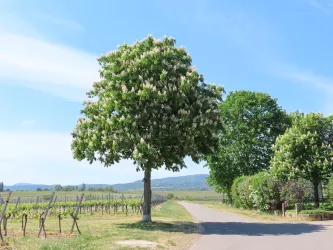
(280, 179, 314, 209)
(166, 193, 174, 200)
(327, 177, 333, 202)
(319, 203, 333, 211)
(303, 203, 315, 210)
(299, 209, 326, 214)
(184, 196, 194, 201)
(249, 172, 280, 211)
(236, 176, 253, 209)
(231, 176, 248, 208)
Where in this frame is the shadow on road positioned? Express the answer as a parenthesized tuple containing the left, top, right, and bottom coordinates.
(117, 221, 326, 236)
(199, 222, 325, 236)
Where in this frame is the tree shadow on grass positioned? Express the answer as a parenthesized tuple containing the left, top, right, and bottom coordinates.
(117, 221, 326, 236)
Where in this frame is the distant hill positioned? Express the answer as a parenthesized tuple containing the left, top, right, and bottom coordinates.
(4, 183, 55, 191)
(3, 174, 210, 191)
(113, 174, 210, 191)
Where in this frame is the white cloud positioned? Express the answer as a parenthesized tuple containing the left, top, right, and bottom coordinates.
(22, 120, 34, 126)
(0, 130, 207, 185)
(0, 31, 100, 101)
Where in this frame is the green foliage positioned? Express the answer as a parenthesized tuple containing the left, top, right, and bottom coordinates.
(231, 176, 248, 208)
(71, 35, 224, 171)
(184, 196, 194, 201)
(166, 193, 174, 199)
(236, 176, 253, 209)
(272, 112, 333, 207)
(280, 179, 313, 208)
(319, 203, 333, 211)
(299, 209, 326, 214)
(249, 172, 280, 211)
(206, 91, 290, 195)
(54, 184, 62, 191)
(327, 177, 333, 202)
(80, 183, 86, 192)
(0, 182, 3, 192)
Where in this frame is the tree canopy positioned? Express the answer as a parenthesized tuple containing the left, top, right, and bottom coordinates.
(71, 35, 224, 221)
(206, 91, 290, 198)
(271, 112, 333, 207)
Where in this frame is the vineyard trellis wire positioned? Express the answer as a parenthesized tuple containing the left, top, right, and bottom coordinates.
(0, 191, 166, 244)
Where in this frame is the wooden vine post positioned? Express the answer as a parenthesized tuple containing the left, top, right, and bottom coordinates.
(0, 191, 12, 242)
(37, 192, 55, 238)
(108, 193, 111, 214)
(15, 197, 20, 209)
(70, 193, 84, 234)
(53, 196, 57, 207)
(35, 196, 39, 209)
(122, 194, 125, 212)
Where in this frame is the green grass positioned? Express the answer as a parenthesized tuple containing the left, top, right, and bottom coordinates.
(299, 209, 328, 214)
(0, 201, 198, 250)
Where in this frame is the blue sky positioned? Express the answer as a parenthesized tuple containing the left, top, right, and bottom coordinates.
(1, 0, 333, 185)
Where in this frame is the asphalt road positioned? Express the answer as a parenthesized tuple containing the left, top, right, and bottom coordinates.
(180, 202, 333, 250)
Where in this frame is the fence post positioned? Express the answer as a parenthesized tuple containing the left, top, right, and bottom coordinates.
(37, 192, 55, 238)
(295, 203, 302, 218)
(282, 202, 286, 217)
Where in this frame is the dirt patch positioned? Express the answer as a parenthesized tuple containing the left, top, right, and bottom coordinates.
(117, 240, 162, 248)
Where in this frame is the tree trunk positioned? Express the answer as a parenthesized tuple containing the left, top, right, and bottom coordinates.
(313, 181, 319, 208)
(226, 190, 232, 204)
(142, 169, 152, 222)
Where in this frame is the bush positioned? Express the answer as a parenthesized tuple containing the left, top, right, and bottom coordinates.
(184, 196, 194, 201)
(231, 176, 248, 208)
(236, 176, 253, 209)
(327, 177, 333, 202)
(302, 202, 315, 210)
(280, 179, 314, 209)
(299, 209, 326, 214)
(249, 172, 280, 211)
(166, 193, 174, 199)
(319, 203, 333, 211)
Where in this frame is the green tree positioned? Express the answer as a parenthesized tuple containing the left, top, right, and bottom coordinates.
(0, 182, 3, 192)
(80, 183, 86, 191)
(54, 184, 62, 191)
(271, 113, 333, 208)
(36, 188, 42, 192)
(71, 35, 223, 222)
(206, 91, 290, 200)
(167, 193, 174, 199)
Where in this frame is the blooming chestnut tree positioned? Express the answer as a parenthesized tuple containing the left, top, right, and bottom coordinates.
(71, 35, 224, 222)
(271, 112, 333, 208)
